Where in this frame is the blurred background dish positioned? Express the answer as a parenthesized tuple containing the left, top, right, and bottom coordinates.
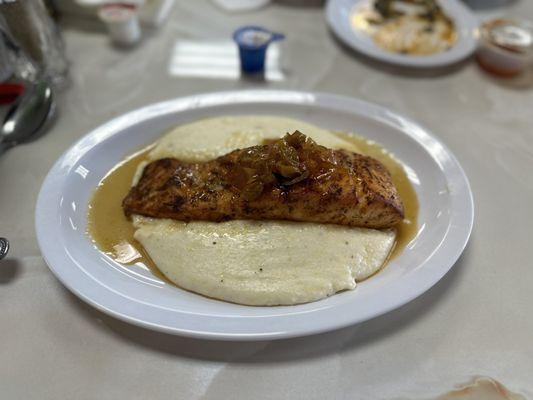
(326, 0, 479, 67)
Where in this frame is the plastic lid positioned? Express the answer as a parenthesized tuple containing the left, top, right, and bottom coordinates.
(98, 4, 137, 22)
(483, 19, 533, 54)
(233, 26, 284, 49)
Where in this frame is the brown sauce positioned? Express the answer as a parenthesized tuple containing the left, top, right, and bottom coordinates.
(87, 132, 418, 279)
(86, 145, 167, 280)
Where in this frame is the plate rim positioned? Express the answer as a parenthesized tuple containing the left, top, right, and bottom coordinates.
(325, 0, 479, 68)
(35, 89, 474, 340)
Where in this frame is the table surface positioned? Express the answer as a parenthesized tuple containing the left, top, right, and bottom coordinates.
(1, 1, 532, 398)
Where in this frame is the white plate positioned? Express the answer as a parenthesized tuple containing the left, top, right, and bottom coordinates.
(35, 90, 473, 341)
(326, 0, 478, 68)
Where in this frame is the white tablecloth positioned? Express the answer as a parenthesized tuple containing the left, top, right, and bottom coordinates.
(1, 1, 532, 398)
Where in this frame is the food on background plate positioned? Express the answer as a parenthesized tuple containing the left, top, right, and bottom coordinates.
(351, 0, 458, 56)
(88, 116, 418, 306)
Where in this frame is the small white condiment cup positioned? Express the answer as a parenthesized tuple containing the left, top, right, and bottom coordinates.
(98, 4, 142, 47)
(476, 18, 533, 77)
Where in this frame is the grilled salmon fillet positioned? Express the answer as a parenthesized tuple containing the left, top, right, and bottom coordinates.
(123, 131, 404, 228)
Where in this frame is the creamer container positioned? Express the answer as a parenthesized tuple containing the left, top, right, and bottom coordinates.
(476, 18, 533, 77)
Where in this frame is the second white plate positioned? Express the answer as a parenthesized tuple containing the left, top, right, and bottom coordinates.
(326, 0, 478, 68)
(35, 90, 473, 340)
